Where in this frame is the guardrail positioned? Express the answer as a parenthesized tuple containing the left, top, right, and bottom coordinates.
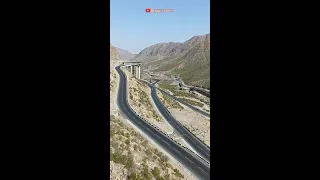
(141, 80, 211, 150)
(138, 79, 211, 163)
(127, 103, 210, 166)
(118, 68, 210, 166)
(158, 90, 211, 151)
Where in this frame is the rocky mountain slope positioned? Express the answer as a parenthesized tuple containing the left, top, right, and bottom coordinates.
(114, 47, 136, 60)
(130, 42, 186, 62)
(110, 43, 119, 60)
(133, 34, 210, 87)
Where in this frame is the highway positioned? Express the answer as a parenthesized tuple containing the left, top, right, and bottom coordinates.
(144, 81, 211, 162)
(115, 66, 210, 180)
(151, 81, 210, 118)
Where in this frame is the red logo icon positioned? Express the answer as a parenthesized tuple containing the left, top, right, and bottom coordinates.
(146, 8, 150, 13)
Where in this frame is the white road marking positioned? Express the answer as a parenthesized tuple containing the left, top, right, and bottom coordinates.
(198, 167, 208, 174)
(173, 148, 181, 154)
(190, 139, 196, 144)
(154, 134, 161, 139)
(185, 156, 194, 164)
(163, 140, 170, 146)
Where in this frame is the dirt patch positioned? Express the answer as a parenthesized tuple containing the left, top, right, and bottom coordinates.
(169, 106, 210, 147)
(157, 90, 210, 147)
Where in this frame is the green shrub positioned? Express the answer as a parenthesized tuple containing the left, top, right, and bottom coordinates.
(151, 167, 160, 178)
(173, 168, 184, 178)
(145, 149, 152, 156)
(125, 139, 130, 145)
(125, 132, 130, 138)
(110, 129, 115, 137)
(119, 130, 125, 136)
(142, 166, 152, 180)
(125, 155, 134, 169)
(163, 173, 170, 180)
(129, 172, 137, 180)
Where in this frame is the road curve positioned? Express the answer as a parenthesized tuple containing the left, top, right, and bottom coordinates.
(145, 81, 210, 162)
(151, 81, 210, 118)
(115, 66, 210, 180)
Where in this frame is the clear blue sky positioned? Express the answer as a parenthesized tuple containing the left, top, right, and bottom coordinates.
(110, 0, 210, 54)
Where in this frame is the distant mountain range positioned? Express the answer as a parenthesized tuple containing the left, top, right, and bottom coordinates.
(114, 47, 136, 61)
(131, 34, 210, 88)
(110, 43, 119, 60)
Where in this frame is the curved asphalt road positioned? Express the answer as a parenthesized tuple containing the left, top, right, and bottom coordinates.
(115, 66, 210, 180)
(152, 81, 210, 118)
(145, 81, 211, 162)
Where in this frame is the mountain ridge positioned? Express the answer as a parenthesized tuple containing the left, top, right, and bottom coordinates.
(110, 43, 119, 60)
(133, 34, 210, 87)
(114, 47, 136, 60)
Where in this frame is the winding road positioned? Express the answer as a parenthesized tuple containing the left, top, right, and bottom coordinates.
(152, 81, 210, 118)
(115, 66, 210, 180)
(144, 81, 210, 162)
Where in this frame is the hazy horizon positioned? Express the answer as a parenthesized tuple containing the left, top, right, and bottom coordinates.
(110, 0, 210, 54)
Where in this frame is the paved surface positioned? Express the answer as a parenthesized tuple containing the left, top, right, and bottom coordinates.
(115, 66, 210, 180)
(152, 81, 210, 118)
(145, 81, 211, 162)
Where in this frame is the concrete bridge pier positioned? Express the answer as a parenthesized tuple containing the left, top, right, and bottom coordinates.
(119, 61, 142, 79)
(138, 65, 141, 79)
(135, 66, 138, 79)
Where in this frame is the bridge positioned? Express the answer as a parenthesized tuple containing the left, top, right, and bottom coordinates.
(119, 61, 142, 79)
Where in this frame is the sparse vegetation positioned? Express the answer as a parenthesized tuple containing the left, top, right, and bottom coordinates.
(143, 34, 210, 87)
(158, 81, 208, 109)
(127, 73, 163, 122)
(199, 98, 210, 106)
(110, 114, 188, 180)
(158, 82, 177, 93)
(159, 81, 196, 98)
(159, 91, 184, 110)
(179, 97, 204, 108)
(173, 168, 184, 178)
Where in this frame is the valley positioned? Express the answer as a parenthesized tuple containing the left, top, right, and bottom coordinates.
(110, 33, 211, 179)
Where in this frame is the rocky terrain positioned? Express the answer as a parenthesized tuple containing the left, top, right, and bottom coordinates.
(110, 114, 195, 180)
(130, 42, 186, 63)
(114, 47, 136, 60)
(125, 70, 174, 135)
(110, 43, 120, 60)
(156, 90, 211, 146)
(131, 34, 210, 87)
(157, 81, 210, 113)
(110, 59, 196, 180)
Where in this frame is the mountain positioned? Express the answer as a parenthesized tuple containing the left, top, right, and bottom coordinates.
(135, 34, 210, 88)
(114, 47, 136, 60)
(130, 42, 187, 62)
(110, 43, 119, 60)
